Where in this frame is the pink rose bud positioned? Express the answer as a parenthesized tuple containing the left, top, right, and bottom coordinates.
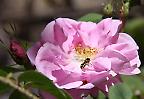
(10, 40, 26, 58)
(27, 18, 141, 98)
(10, 39, 35, 70)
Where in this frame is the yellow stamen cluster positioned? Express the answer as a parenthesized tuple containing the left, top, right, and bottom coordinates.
(75, 44, 98, 59)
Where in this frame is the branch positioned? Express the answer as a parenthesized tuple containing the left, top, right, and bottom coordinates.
(0, 76, 39, 99)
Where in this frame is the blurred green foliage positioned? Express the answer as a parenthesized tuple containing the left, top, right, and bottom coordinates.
(109, 83, 133, 99)
(78, 13, 102, 23)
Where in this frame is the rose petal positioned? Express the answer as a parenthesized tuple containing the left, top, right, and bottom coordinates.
(117, 33, 139, 49)
(58, 81, 83, 89)
(41, 21, 55, 43)
(79, 83, 94, 89)
(93, 57, 111, 71)
(27, 41, 42, 64)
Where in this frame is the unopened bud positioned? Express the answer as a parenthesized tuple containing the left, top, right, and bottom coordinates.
(104, 4, 113, 15)
(122, 2, 129, 16)
(9, 40, 34, 70)
(10, 40, 26, 58)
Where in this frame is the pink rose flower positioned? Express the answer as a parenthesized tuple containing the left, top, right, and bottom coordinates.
(27, 18, 141, 98)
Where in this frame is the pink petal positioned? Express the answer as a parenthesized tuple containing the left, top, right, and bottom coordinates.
(53, 21, 67, 46)
(55, 18, 78, 36)
(79, 83, 94, 89)
(102, 46, 128, 61)
(96, 75, 122, 94)
(81, 71, 110, 84)
(41, 21, 55, 43)
(130, 56, 141, 67)
(131, 68, 141, 74)
(52, 69, 81, 88)
(27, 41, 42, 64)
(109, 57, 126, 72)
(35, 43, 68, 81)
(35, 61, 60, 81)
(35, 42, 68, 66)
(58, 81, 83, 89)
(77, 22, 97, 46)
(54, 18, 78, 53)
(119, 65, 141, 75)
(62, 61, 82, 73)
(93, 57, 111, 71)
(78, 22, 96, 32)
(117, 33, 139, 49)
(62, 35, 74, 53)
(97, 18, 122, 36)
(102, 33, 141, 75)
(89, 18, 121, 48)
(105, 43, 137, 60)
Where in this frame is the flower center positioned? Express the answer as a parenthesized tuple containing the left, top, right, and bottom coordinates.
(75, 44, 98, 60)
(74, 44, 99, 69)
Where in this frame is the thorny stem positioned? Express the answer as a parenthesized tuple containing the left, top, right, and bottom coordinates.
(119, 1, 126, 32)
(0, 76, 39, 99)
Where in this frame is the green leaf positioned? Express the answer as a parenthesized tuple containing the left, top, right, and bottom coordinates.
(97, 91, 106, 99)
(122, 75, 144, 94)
(0, 83, 11, 93)
(0, 69, 7, 76)
(132, 95, 139, 99)
(0, 66, 24, 73)
(18, 71, 72, 99)
(124, 18, 144, 47)
(0, 69, 11, 93)
(109, 83, 133, 99)
(78, 13, 103, 22)
(9, 90, 30, 99)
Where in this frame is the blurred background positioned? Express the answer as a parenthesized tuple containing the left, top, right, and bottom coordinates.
(0, 0, 144, 65)
(0, 0, 144, 99)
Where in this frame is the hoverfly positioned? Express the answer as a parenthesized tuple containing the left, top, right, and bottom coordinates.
(80, 58, 90, 69)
